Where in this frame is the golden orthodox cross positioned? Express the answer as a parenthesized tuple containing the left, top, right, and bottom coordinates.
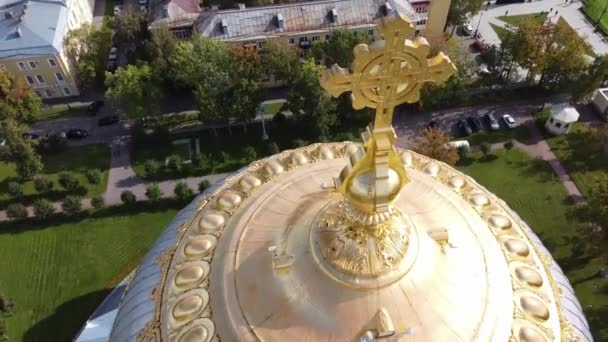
(320, 13, 456, 217)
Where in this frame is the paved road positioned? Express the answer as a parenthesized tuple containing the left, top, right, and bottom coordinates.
(470, 0, 608, 56)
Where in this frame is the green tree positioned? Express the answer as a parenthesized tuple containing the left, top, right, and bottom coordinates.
(480, 142, 491, 158)
(412, 128, 459, 166)
(7, 181, 23, 197)
(91, 195, 105, 210)
(58, 171, 81, 193)
(198, 179, 211, 193)
(32, 198, 55, 219)
(146, 25, 178, 80)
(572, 54, 608, 102)
(224, 53, 263, 131)
(105, 63, 161, 120)
(0, 71, 42, 123)
(6, 203, 27, 220)
(174, 181, 194, 202)
(120, 190, 137, 205)
(311, 30, 369, 67)
(570, 179, 608, 257)
(85, 169, 102, 184)
(145, 183, 163, 202)
(144, 159, 160, 178)
(62, 195, 83, 216)
(262, 38, 300, 83)
(0, 119, 43, 179)
(111, 11, 148, 63)
(64, 23, 112, 88)
(34, 177, 54, 193)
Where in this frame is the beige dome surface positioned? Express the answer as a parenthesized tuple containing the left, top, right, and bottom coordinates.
(130, 142, 592, 342)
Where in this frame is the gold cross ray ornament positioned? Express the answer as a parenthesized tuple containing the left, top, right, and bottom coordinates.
(321, 12, 456, 224)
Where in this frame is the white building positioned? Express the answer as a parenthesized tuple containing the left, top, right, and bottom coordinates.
(545, 107, 580, 135)
(65, 0, 95, 31)
(591, 88, 608, 121)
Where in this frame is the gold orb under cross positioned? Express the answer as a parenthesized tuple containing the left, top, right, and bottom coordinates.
(321, 12, 456, 223)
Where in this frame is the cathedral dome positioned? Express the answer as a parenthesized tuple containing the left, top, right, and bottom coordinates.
(108, 144, 592, 342)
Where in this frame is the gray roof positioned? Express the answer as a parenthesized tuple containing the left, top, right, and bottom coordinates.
(195, 0, 419, 42)
(0, 0, 67, 59)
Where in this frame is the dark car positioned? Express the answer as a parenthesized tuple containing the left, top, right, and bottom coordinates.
(457, 119, 473, 136)
(466, 116, 482, 132)
(88, 100, 104, 115)
(98, 115, 119, 126)
(22, 132, 39, 140)
(484, 113, 500, 131)
(426, 120, 439, 130)
(66, 129, 88, 139)
(471, 39, 488, 53)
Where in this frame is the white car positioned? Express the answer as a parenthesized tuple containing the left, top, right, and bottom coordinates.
(113, 5, 120, 15)
(478, 65, 491, 75)
(109, 47, 117, 61)
(502, 114, 517, 129)
(462, 23, 474, 36)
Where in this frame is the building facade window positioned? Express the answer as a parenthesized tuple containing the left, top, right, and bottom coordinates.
(35, 90, 42, 98)
(55, 72, 64, 82)
(417, 19, 427, 25)
(257, 41, 265, 48)
(48, 59, 57, 67)
(299, 36, 308, 43)
(29, 61, 37, 69)
(325, 34, 330, 40)
(44, 89, 53, 97)
(17, 62, 26, 70)
(25, 76, 35, 85)
(36, 75, 45, 83)
(63, 87, 71, 96)
(288, 38, 294, 44)
(368, 29, 374, 36)
(300, 50, 308, 59)
(312, 35, 320, 41)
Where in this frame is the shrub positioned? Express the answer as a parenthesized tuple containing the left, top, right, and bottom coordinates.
(174, 181, 194, 202)
(167, 154, 183, 173)
(267, 142, 280, 155)
(85, 169, 102, 184)
(198, 179, 211, 193)
(145, 183, 163, 202)
(480, 142, 491, 157)
(120, 190, 137, 205)
(33, 199, 55, 219)
(193, 153, 210, 170)
(62, 195, 82, 216)
(34, 177, 54, 193)
(144, 159, 160, 178)
(292, 139, 308, 148)
(91, 195, 105, 210)
(504, 140, 514, 150)
(58, 171, 81, 193)
(7, 181, 23, 197)
(244, 146, 257, 161)
(6, 203, 27, 220)
(272, 112, 286, 126)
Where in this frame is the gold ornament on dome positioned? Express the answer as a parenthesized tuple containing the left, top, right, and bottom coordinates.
(321, 11, 456, 221)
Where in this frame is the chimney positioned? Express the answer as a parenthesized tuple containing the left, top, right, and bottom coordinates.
(237, 3, 245, 10)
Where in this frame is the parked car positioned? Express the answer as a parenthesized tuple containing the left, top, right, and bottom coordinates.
(113, 6, 120, 16)
(471, 39, 488, 53)
(66, 129, 89, 139)
(22, 132, 39, 140)
(478, 65, 491, 76)
(88, 100, 104, 115)
(457, 119, 473, 136)
(502, 114, 517, 129)
(466, 116, 482, 132)
(109, 47, 118, 61)
(98, 115, 120, 126)
(462, 23, 474, 36)
(484, 113, 500, 131)
(426, 120, 439, 130)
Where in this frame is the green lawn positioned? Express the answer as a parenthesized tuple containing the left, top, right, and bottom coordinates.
(459, 149, 607, 340)
(490, 23, 513, 41)
(262, 101, 285, 115)
(0, 207, 179, 341)
(497, 12, 548, 27)
(584, 0, 608, 35)
(545, 123, 608, 197)
(0, 145, 110, 206)
(556, 17, 597, 57)
(35, 105, 87, 122)
(465, 125, 530, 146)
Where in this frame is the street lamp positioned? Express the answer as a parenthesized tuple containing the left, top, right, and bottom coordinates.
(474, 1, 492, 38)
(257, 103, 269, 141)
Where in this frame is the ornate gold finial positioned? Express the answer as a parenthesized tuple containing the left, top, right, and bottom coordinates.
(321, 12, 456, 223)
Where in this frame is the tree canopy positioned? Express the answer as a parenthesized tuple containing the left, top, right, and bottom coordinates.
(411, 128, 459, 166)
(0, 71, 42, 123)
(311, 30, 369, 68)
(64, 23, 112, 88)
(105, 63, 161, 120)
(111, 11, 149, 64)
(447, 0, 486, 28)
